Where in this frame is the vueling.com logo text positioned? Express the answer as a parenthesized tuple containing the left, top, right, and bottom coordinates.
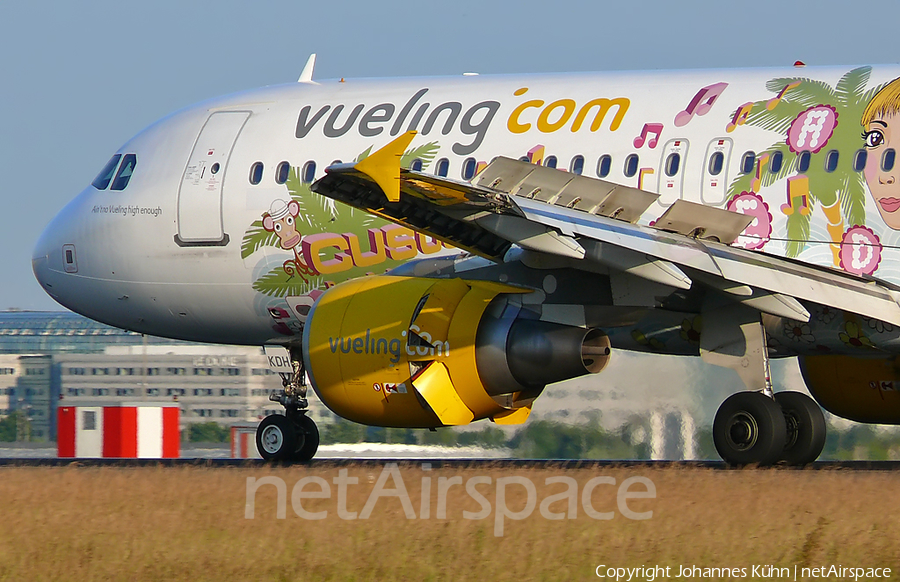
(328, 325, 450, 365)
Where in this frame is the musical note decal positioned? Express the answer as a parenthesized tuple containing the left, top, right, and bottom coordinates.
(633, 123, 664, 148)
(750, 153, 770, 193)
(638, 167, 655, 190)
(781, 175, 811, 216)
(674, 82, 728, 127)
(526, 144, 545, 165)
(726, 102, 754, 133)
(766, 81, 801, 111)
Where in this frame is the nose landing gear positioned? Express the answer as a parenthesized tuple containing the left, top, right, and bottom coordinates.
(256, 346, 320, 462)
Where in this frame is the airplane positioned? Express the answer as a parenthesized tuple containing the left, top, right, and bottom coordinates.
(31, 55, 900, 465)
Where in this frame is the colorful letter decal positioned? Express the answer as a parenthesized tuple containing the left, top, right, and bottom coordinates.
(787, 105, 838, 154)
(839, 226, 882, 276)
(727, 192, 772, 250)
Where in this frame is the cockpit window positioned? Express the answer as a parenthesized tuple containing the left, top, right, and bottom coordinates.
(110, 154, 137, 191)
(91, 155, 122, 190)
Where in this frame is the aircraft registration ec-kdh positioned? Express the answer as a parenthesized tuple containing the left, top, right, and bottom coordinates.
(31, 56, 900, 464)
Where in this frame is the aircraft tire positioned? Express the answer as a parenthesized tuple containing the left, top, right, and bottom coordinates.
(256, 414, 298, 461)
(713, 391, 787, 466)
(292, 414, 319, 462)
(775, 391, 826, 465)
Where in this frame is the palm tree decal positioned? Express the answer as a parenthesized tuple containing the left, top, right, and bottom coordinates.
(241, 142, 439, 297)
(727, 66, 885, 266)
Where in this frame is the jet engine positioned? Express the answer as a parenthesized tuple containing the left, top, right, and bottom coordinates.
(800, 355, 900, 424)
(302, 275, 610, 427)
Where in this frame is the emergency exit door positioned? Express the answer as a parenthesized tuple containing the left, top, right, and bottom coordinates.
(175, 111, 250, 246)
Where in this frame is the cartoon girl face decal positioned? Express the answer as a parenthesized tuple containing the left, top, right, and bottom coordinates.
(862, 77, 900, 229)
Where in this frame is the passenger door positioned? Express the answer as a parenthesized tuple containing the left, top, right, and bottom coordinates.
(175, 111, 250, 246)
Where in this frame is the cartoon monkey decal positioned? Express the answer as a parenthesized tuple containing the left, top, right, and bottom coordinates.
(262, 199, 318, 281)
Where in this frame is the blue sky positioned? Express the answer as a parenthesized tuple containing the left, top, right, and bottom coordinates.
(1, 0, 898, 310)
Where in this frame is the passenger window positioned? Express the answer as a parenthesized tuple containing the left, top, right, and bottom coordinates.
(797, 151, 811, 172)
(410, 158, 423, 172)
(708, 152, 724, 176)
(853, 149, 868, 172)
(624, 154, 639, 178)
(597, 155, 612, 178)
(275, 161, 290, 184)
(883, 149, 896, 172)
(769, 151, 783, 174)
(518, 156, 530, 162)
(740, 151, 756, 174)
(544, 155, 558, 169)
(249, 162, 264, 185)
(570, 155, 584, 175)
(91, 155, 122, 190)
(462, 157, 477, 180)
(302, 161, 316, 184)
(665, 153, 681, 177)
(436, 158, 450, 177)
(824, 150, 839, 173)
(110, 154, 137, 191)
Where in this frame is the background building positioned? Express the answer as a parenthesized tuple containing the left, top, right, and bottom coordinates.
(0, 310, 334, 441)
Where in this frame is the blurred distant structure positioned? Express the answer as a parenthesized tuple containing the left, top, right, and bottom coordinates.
(0, 311, 331, 442)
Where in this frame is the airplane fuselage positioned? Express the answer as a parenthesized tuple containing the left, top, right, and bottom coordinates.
(32, 65, 900, 350)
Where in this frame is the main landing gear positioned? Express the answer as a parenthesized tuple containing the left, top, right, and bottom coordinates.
(256, 347, 320, 462)
(701, 304, 826, 465)
(713, 390, 826, 466)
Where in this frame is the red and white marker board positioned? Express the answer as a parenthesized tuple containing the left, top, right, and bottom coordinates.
(230, 424, 260, 459)
(58, 403, 180, 458)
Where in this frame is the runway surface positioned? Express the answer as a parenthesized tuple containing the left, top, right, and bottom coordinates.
(1, 458, 900, 469)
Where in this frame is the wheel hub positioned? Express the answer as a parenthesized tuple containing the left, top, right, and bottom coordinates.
(725, 412, 758, 451)
(260, 425, 284, 454)
(783, 411, 800, 450)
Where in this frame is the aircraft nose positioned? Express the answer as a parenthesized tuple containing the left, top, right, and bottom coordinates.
(32, 202, 79, 304)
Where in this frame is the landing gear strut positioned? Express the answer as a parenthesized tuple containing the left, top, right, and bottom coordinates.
(256, 346, 320, 461)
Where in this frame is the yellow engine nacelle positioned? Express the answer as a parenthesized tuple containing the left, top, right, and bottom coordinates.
(800, 355, 900, 424)
(302, 275, 610, 428)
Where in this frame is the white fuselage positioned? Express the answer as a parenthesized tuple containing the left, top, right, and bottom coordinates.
(32, 65, 900, 346)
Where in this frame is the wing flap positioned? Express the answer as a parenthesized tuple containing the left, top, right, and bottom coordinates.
(312, 145, 900, 326)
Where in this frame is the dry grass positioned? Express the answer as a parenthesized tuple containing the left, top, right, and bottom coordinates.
(0, 464, 897, 581)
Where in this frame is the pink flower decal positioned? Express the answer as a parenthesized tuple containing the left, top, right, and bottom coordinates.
(727, 192, 772, 249)
(786, 105, 838, 154)
(839, 226, 882, 275)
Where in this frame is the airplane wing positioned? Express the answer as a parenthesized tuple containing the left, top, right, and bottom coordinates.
(312, 132, 900, 327)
